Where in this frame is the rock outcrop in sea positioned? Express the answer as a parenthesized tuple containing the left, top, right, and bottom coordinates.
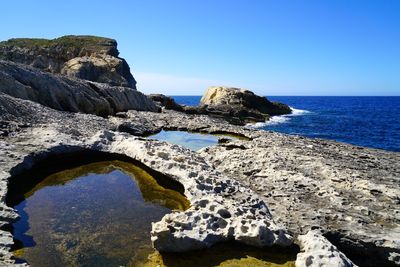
(200, 86, 291, 119)
(0, 35, 399, 267)
(149, 86, 292, 125)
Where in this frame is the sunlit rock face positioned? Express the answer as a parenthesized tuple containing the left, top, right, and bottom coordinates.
(2, 92, 398, 266)
(0, 60, 159, 116)
(199, 86, 292, 124)
(9, 160, 189, 266)
(295, 230, 357, 267)
(0, 35, 136, 88)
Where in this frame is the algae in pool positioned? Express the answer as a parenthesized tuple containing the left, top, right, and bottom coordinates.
(10, 159, 296, 267)
(11, 160, 189, 267)
(149, 130, 244, 151)
(139, 242, 297, 267)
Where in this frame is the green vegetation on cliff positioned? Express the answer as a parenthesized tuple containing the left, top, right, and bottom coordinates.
(0, 35, 115, 48)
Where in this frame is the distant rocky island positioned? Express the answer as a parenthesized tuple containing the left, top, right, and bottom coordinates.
(0, 36, 399, 267)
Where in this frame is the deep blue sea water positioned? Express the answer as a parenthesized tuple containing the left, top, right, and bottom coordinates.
(172, 96, 400, 152)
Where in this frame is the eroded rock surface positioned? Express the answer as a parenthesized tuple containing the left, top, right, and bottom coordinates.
(296, 230, 357, 267)
(110, 109, 400, 266)
(0, 61, 158, 116)
(148, 94, 184, 112)
(0, 35, 136, 88)
(200, 86, 291, 123)
(148, 88, 292, 126)
(0, 86, 399, 266)
(0, 95, 292, 265)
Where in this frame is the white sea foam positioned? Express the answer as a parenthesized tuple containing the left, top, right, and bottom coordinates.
(290, 107, 311, 116)
(246, 106, 311, 128)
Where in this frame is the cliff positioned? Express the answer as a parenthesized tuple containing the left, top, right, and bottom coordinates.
(0, 35, 136, 88)
(0, 60, 158, 116)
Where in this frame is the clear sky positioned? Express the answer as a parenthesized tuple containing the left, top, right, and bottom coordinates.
(1, 0, 399, 96)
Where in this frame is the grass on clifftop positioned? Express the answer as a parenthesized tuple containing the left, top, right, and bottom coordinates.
(0, 35, 116, 50)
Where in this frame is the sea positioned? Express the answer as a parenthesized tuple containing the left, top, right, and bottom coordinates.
(172, 96, 400, 152)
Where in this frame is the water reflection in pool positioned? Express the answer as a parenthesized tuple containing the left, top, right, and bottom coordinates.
(11, 160, 189, 267)
(149, 130, 237, 151)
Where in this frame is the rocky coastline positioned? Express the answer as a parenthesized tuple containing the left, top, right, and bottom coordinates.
(0, 36, 399, 267)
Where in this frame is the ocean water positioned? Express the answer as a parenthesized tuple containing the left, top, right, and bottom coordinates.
(172, 96, 400, 152)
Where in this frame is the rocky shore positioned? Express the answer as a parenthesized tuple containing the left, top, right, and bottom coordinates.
(149, 86, 291, 125)
(0, 36, 399, 267)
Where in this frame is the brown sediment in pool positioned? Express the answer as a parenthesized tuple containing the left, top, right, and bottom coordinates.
(6, 151, 297, 267)
(135, 241, 298, 267)
(7, 156, 189, 266)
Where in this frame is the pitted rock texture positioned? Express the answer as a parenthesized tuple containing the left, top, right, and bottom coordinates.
(199, 129, 400, 266)
(295, 230, 357, 267)
(0, 35, 136, 88)
(90, 131, 292, 251)
(1, 94, 399, 266)
(111, 109, 400, 265)
(0, 61, 158, 116)
(0, 95, 291, 264)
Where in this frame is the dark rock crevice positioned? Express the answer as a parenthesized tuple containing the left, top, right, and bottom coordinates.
(324, 232, 400, 267)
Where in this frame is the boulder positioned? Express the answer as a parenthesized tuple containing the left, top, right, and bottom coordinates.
(200, 86, 291, 124)
(0, 60, 158, 116)
(0, 35, 136, 88)
(148, 94, 184, 112)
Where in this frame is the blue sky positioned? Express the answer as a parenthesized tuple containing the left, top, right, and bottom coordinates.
(1, 0, 399, 96)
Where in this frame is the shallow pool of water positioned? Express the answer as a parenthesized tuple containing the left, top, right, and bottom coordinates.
(8, 157, 296, 267)
(10, 160, 189, 267)
(141, 241, 297, 267)
(149, 130, 239, 151)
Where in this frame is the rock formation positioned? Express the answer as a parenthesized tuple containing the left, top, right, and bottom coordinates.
(296, 230, 357, 267)
(200, 86, 291, 123)
(0, 35, 136, 88)
(0, 60, 158, 116)
(0, 94, 293, 264)
(1, 92, 399, 266)
(148, 94, 184, 112)
(150, 87, 292, 125)
(0, 36, 398, 267)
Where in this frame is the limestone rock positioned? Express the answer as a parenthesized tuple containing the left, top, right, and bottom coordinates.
(0, 60, 158, 116)
(295, 230, 357, 267)
(148, 88, 293, 126)
(148, 94, 184, 112)
(200, 86, 291, 123)
(0, 35, 136, 88)
(199, 123, 400, 266)
(1, 93, 399, 265)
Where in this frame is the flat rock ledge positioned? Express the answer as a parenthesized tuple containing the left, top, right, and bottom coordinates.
(0, 125, 291, 264)
(1, 95, 399, 266)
